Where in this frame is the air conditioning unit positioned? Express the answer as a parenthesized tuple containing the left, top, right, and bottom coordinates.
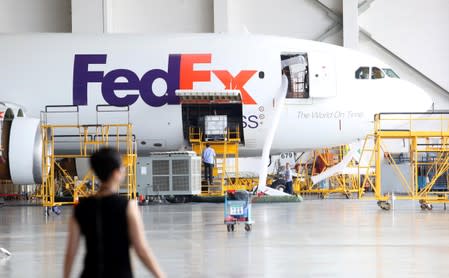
(136, 151, 201, 196)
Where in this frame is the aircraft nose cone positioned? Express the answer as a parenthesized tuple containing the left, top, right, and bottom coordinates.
(403, 81, 433, 112)
(414, 86, 433, 112)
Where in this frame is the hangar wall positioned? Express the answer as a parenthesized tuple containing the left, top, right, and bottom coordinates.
(218, 0, 337, 39)
(1, 0, 447, 108)
(108, 0, 214, 33)
(0, 0, 71, 32)
(359, 0, 449, 93)
(72, 0, 106, 33)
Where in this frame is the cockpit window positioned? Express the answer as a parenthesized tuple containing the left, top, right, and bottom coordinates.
(371, 67, 385, 79)
(382, 68, 400, 78)
(355, 67, 369, 79)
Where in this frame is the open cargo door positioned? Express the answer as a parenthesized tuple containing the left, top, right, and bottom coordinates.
(308, 51, 337, 98)
(176, 90, 245, 144)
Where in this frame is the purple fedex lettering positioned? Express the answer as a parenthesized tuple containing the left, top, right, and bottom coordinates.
(102, 69, 140, 106)
(139, 54, 180, 107)
(73, 54, 106, 105)
(73, 54, 181, 107)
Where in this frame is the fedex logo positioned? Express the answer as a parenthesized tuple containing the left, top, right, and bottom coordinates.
(73, 54, 258, 107)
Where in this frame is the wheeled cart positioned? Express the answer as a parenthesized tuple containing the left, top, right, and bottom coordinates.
(224, 190, 253, 232)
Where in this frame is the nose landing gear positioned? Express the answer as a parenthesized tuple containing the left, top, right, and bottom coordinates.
(419, 200, 433, 210)
(377, 201, 391, 211)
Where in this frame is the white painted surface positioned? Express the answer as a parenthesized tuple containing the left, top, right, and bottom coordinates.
(0, 0, 446, 97)
(71, 0, 107, 33)
(359, 0, 449, 92)
(342, 0, 358, 49)
(257, 75, 288, 193)
(226, 0, 334, 38)
(358, 33, 449, 110)
(0, 34, 433, 156)
(108, 0, 213, 33)
(8, 118, 41, 184)
(213, 0, 229, 33)
(0, 0, 71, 32)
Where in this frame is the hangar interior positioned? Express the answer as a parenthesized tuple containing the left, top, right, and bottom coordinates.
(1, 0, 449, 277)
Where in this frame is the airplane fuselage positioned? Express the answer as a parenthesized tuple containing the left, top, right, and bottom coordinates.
(0, 34, 431, 156)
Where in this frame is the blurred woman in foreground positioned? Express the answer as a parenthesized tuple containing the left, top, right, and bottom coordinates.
(64, 148, 165, 278)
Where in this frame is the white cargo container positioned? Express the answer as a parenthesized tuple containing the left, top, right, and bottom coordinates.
(205, 115, 227, 140)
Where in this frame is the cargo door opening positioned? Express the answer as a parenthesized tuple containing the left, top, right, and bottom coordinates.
(281, 53, 309, 99)
(176, 90, 245, 144)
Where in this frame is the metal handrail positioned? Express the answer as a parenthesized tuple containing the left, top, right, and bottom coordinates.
(375, 113, 449, 135)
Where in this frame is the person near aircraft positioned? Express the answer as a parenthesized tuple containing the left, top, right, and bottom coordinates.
(202, 143, 216, 185)
(285, 162, 293, 194)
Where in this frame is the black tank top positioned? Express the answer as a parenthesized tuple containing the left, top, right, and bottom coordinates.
(74, 195, 132, 278)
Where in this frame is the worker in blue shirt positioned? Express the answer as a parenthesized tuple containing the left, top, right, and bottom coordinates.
(285, 162, 293, 194)
(202, 143, 216, 185)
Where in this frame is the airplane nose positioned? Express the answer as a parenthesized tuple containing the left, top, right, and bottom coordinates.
(402, 81, 433, 112)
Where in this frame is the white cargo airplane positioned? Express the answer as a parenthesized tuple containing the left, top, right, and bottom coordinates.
(0, 34, 432, 185)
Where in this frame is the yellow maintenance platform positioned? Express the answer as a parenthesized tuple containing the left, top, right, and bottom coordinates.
(358, 112, 449, 210)
(38, 105, 137, 207)
(189, 127, 256, 196)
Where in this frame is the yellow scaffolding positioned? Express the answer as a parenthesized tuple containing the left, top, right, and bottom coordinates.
(40, 106, 137, 207)
(358, 113, 449, 210)
(189, 127, 256, 195)
(294, 146, 359, 198)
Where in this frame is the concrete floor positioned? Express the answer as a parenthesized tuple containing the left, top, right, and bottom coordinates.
(1, 199, 449, 277)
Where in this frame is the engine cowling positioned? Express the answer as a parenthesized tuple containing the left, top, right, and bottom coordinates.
(0, 108, 14, 180)
(0, 111, 43, 184)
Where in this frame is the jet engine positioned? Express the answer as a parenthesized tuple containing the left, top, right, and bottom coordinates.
(0, 105, 43, 184)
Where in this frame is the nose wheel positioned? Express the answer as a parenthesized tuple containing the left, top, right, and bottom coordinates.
(419, 200, 433, 210)
(377, 201, 391, 210)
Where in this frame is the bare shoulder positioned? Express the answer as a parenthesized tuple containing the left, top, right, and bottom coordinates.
(127, 200, 139, 217)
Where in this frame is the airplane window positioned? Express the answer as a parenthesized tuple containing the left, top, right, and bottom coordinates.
(371, 67, 385, 79)
(355, 67, 369, 79)
(382, 68, 400, 78)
